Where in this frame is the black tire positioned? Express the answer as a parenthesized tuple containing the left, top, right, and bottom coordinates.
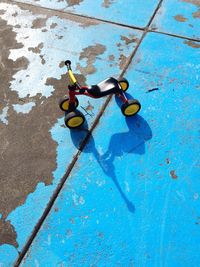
(121, 99, 141, 117)
(64, 110, 85, 129)
(118, 77, 129, 92)
(59, 96, 79, 111)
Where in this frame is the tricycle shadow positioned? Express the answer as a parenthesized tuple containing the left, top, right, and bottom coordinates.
(70, 115, 152, 213)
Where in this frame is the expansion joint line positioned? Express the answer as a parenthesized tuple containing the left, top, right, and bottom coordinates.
(9, 0, 200, 42)
(12, 0, 193, 265)
(15, 1, 163, 266)
(120, 0, 164, 78)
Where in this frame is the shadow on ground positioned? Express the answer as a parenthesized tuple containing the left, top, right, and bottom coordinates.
(70, 114, 152, 213)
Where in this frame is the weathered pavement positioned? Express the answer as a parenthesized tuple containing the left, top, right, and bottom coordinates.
(0, 0, 199, 266)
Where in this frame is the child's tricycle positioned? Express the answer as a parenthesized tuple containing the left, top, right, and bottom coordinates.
(59, 60, 141, 129)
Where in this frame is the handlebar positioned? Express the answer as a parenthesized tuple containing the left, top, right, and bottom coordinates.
(65, 60, 72, 71)
(64, 60, 77, 85)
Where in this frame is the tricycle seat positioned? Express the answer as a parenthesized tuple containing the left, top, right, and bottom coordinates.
(88, 77, 120, 97)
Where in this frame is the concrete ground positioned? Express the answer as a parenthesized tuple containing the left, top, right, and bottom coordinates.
(0, 0, 199, 266)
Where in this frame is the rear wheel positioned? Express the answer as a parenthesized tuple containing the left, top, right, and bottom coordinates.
(121, 99, 141, 117)
(64, 110, 85, 129)
(59, 96, 79, 111)
(118, 78, 129, 92)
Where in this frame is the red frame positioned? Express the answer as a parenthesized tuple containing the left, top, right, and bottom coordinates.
(69, 85, 128, 105)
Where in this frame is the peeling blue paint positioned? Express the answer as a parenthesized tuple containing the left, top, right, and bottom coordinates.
(21, 32, 200, 266)
(63, 0, 160, 28)
(13, 102, 35, 114)
(15, 0, 160, 28)
(1, 0, 200, 265)
(151, 0, 200, 39)
(0, 3, 142, 98)
(0, 107, 9, 125)
(0, 2, 143, 265)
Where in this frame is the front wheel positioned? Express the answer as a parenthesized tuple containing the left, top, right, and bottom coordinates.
(64, 110, 85, 129)
(121, 99, 141, 117)
(118, 77, 129, 92)
(59, 96, 79, 111)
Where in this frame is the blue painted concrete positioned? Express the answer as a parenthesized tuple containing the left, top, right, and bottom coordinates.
(21, 32, 200, 266)
(0, 107, 9, 125)
(0, 2, 142, 266)
(16, 0, 160, 28)
(0, 2, 141, 99)
(151, 0, 200, 40)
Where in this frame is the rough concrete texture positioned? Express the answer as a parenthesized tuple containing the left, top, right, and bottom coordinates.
(151, 0, 200, 39)
(0, 2, 97, 249)
(12, 0, 161, 28)
(0, 1, 143, 265)
(0, 0, 199, 266)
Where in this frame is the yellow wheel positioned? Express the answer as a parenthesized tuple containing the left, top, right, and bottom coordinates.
(121, 99, 141, 117)
(65, 110, 85, 129)
(118, 77, 129, 92)
(59, 97, 79, 111)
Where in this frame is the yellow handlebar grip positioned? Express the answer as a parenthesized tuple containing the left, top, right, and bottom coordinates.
(69, 70, 77, 84)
